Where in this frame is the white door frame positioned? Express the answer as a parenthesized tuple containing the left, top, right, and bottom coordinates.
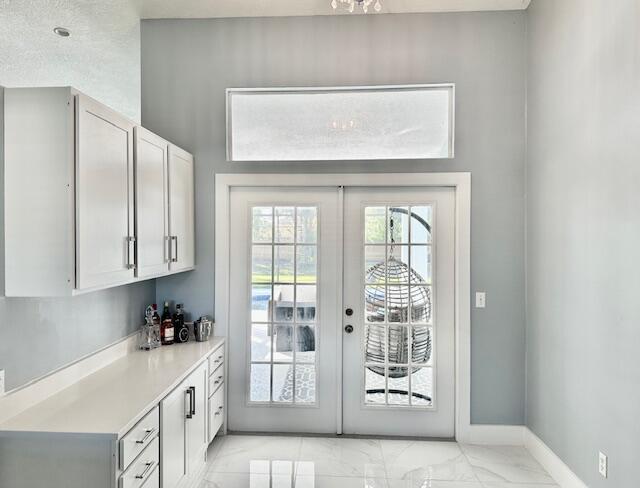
(215, 172, 472, 441)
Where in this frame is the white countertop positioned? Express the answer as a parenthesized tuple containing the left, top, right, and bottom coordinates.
(0, 337, 224, 439)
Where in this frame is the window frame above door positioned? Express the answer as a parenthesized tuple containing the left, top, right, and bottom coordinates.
(215, 172, 471, 441)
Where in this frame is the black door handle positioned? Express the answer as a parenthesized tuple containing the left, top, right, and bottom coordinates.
(344, 325, 354, 333)
(185, 388, 193, 419)
(189, 386, 196, 416)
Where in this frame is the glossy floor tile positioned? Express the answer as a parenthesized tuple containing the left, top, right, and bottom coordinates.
(460, 445, 556, 485)
(199, 435, 558, 488)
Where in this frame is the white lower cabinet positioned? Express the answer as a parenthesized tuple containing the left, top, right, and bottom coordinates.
(161, 361, 208, 488)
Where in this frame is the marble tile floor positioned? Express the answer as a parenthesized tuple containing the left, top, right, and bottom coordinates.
(198, 435, 558, 488)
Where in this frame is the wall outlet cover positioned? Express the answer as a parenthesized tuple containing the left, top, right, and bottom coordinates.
(475, 292, 486, 308)
(599, 451, 608, 478)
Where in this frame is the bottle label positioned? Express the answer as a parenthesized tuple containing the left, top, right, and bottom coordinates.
(166, 327, 174, 340)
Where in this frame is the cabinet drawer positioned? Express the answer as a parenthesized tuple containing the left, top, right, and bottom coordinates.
(119, 436, 159, 488)
(208, 383, 224, 441)
(208, 347, 224, 374)
(208, 367, 224, 397)
(120, 405, 159, 470)
(140, 465, 159, 488)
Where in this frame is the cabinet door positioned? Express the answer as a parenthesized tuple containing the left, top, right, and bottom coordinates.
(134, 127, 169, 278)
(160, 381, 188, 488)
(168, 145, 195, 272)
(76, 94, 135, 289)
(185, 362, 208, 475)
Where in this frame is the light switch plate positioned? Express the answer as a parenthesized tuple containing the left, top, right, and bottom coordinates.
(599, 451, 608, 478)
(475, 292, 486, 308)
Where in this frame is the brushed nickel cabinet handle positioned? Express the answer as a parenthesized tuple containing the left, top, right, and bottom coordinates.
(135, 461, 156, 480)
(135, 428, 156, 445)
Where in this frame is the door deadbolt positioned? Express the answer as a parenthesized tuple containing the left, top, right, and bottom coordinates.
(345, 308, 353, 316)
(344, 325, 354, 334)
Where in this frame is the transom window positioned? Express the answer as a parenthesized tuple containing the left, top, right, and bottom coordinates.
(362, 205, 435, 407)
(249, 206, 318, 405)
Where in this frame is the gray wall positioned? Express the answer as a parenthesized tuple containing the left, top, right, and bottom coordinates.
(0, 0, 154, 391)
(142, 12, 527, 424)
(526, 0, 640, 486)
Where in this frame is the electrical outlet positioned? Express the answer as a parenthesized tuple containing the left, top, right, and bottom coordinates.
(475, 292, 486, 308)
(0, 369, 5, 396)
(599, 451, 608, 478)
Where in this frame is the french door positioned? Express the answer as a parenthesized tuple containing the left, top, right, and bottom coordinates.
(227, 187, 340, 433)
(227, 185, 455, 437)
(342, 187, 455, 437)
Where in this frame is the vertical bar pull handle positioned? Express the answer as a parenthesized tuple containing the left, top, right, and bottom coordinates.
(126, 236, 136, 270)
(165, 235, 172, 263)
(185, 388, 193, 419)
(189, 386, 196, 416)
(171, 236, 178, 263)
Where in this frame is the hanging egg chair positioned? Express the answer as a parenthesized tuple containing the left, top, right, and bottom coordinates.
(363, 207, 433, 401)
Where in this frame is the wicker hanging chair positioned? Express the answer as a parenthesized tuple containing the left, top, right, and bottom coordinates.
(364, 208, 432, 381)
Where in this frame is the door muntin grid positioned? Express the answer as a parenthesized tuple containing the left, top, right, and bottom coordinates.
(249, 205, 318, 406)
(362, 205, 436, 408)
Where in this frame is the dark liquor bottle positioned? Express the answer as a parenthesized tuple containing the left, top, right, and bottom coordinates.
(174, 303, 189, 343)
(160, 301, 174, 345)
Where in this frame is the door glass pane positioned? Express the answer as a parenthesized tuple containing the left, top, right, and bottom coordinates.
(365, 286, 385, 323)
(365, 207, 386, 243)
(296, 246, 317, 283)
(295, 365, 316, 403)
(387, 326, 408, 364)
(274, 245, 294, 283)
(250, 364, 271, 402)
(410, 367, 433, 406)
(365, 368, 386, 404)
(410, 246, 431, 283)
(295, 325, 316, 362)
(275, 207, 295, 243)
(251, 324, 272, 361)
(273, 324, 293, 362)
(362, 204, 435, 408)
(251, 285, 272, 322)
(410, 206, 432, 243)
(272, 364, 293, 403)
(388, 206, 409, 244)
(365, 246, 386, 283)
(364, 325, 386, 364)
(411, 326, 433, 366)
(296, 285, 316, 322)
(249, 205, 319, 406)
(388, 367, 409, 405)
(296, 207, 317, 243)
(273, 284, 294, 322)
(252, 245, 272, 283)
(252, 207, 273, 243)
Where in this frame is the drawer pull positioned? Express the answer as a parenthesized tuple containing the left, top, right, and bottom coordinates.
(214, 375, 223, 385)
(214, 406, 223, 416)
(135, 461, 156, 480)
(135, 428, 157, 445)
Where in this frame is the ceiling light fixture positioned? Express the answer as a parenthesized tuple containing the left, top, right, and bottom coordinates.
(53, 27, 71, 37)
(331, 0, 382, 14)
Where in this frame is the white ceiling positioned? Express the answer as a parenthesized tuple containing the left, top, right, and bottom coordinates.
(138, 0, 531, 19)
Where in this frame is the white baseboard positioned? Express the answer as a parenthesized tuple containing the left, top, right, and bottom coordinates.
(0, 332, 139, 425)
(457, 424, 526, 445)
(524, 428, 588, 488)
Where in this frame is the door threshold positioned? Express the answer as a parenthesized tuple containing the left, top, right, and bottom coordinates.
(226, 430, 455, 442)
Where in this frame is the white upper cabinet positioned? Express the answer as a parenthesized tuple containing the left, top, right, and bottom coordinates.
(168, 145, 195, 272)
(134, 127, 170, 278)
(1, 86, 195, 297)
(76, 93, 136, 290)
